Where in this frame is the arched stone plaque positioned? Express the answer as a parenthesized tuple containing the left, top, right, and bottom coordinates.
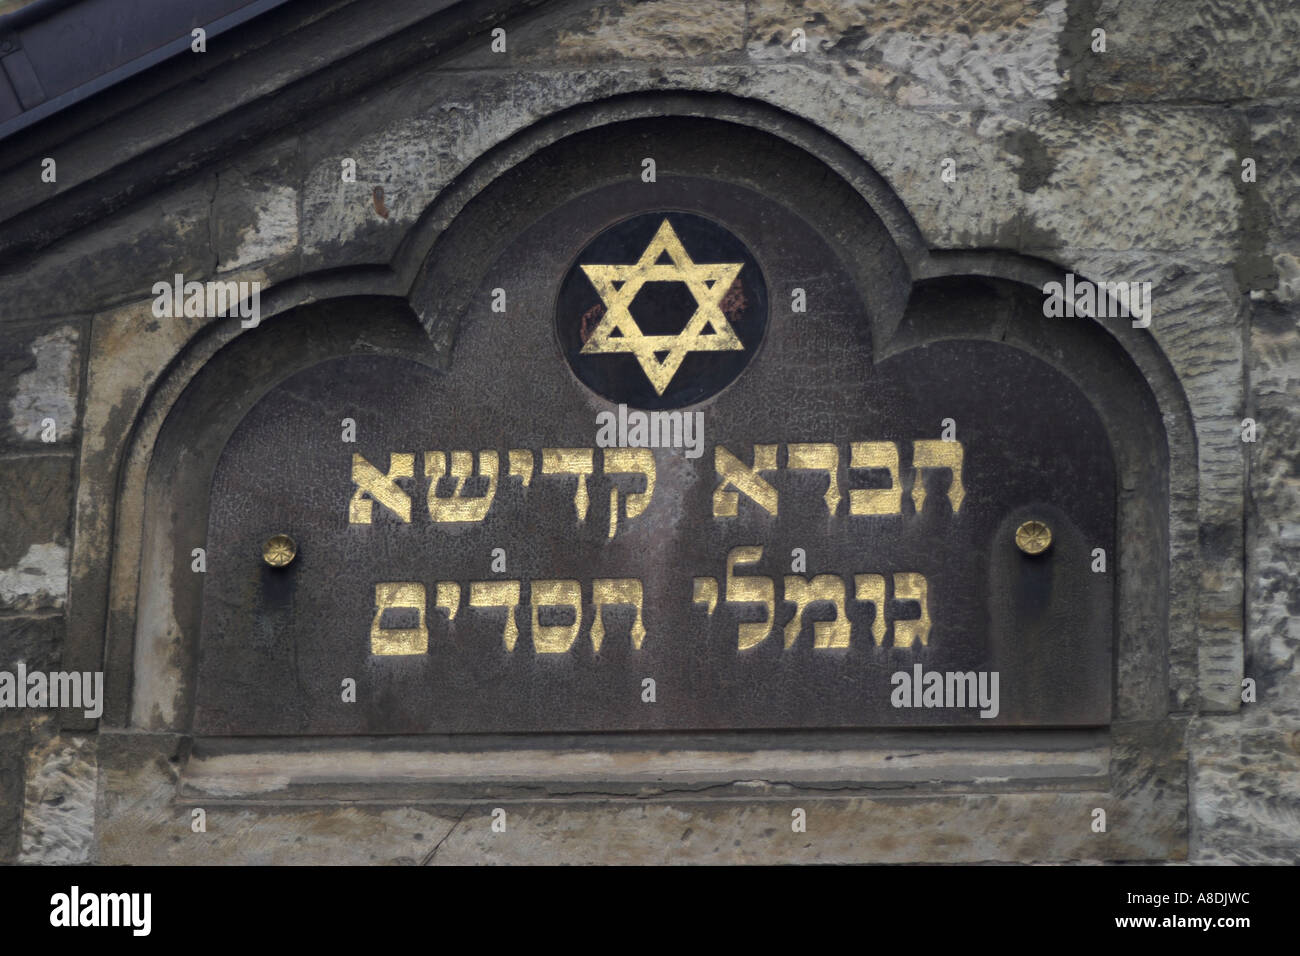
(194, 184, 1114, 735)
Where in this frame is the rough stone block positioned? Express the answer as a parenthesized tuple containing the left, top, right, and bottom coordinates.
(0, 730, 23, 863)
(1190, 720, 1300, 863)
(1076, 0, 1300, 104)
(0, 615, 63, 677)
(746, 0, 1068, 107)
(19, 731, 97, 864)
(0, 456, 72, 612)
(446, 0, 747, 68)
(0, 321, 80, 449)
(1022, 108, 1242, 257)
(1247, 298, 1300, 709)
(1247, 109, 1300, 250)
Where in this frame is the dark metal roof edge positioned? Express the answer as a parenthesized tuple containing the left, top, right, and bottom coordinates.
(0, 0, 294, 142)
(0, 0, 80, 31)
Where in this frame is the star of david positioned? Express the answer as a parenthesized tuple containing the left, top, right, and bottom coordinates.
(579, 218, 745, 395)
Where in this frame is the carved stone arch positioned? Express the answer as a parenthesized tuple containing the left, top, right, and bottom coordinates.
(890, 265, 1195, 720)
(391, 93, 928, 357)
(87, 94, 1193, 861)
(109, 110, 1195, 729)
(97, 293, 432, 731)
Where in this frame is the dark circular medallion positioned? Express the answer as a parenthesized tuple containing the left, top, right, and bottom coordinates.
(556, 211, 768, 409)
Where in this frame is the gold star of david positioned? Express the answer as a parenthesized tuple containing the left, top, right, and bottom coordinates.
(580, 218, 744, 395)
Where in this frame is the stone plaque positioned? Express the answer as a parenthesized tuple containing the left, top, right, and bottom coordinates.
(194, 188, 1114, 736)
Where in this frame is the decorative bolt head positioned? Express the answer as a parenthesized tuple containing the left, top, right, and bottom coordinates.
(262, 533, 297, 567)
(1015, 520, 1052, 555)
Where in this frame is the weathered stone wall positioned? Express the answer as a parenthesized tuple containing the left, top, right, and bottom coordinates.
(0, 0, 1295, 863)
(1, 310, 84, 860)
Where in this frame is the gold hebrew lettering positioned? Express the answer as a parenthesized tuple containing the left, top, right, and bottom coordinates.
(425, 450, 499, 522)
(693, 577, 718, 616)
(370, 582, 427, 655)
(786, 443, 841, 515)
(849, 442, 902, 516)
(893, 572, 932, 647)
(714, 445, 779, 517)
(508, 449, 533, 487)
(529, 579, 583, 654)
(603, 448, 656, 538)
(590, 578, 646, 651)
(541, 448, 594, 521)
(726, 546, 774, 650)
(469, 581, 522, 652)
(350, 453, 413, 524)
(782, 574, 850, 649)
(853, 573, 887, 646)
(911, 440, 965, 514)
(435, 581, 460, 621)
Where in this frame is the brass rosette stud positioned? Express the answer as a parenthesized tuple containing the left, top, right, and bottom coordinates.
(263, 533, 297, 567)
(1015, 520, 1052, 555)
